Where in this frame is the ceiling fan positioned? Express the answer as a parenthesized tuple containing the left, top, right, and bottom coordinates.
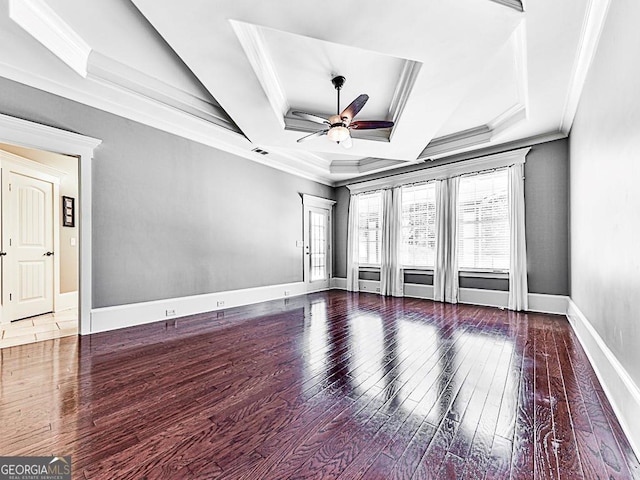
(292, 75, 394, 149)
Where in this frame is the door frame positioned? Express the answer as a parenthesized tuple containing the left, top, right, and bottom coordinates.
(302, 194, 336, 292)
(0, 113, 101, 335)
(0, 153, 65, 323)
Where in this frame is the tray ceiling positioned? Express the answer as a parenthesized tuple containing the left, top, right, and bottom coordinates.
(0, 0, 609, 185)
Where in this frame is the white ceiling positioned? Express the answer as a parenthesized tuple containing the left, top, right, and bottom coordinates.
(0, 0, 609, 185)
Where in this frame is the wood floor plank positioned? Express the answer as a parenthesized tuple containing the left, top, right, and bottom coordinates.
(533, 317, 561, 480)
(0, 291, 637, 479)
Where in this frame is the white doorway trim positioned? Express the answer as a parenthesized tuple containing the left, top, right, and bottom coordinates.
(0, 113, 101, 335)
(302, 194, 336, 292)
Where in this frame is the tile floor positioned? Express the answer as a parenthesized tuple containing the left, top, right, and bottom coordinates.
(0, 308, 78, 349)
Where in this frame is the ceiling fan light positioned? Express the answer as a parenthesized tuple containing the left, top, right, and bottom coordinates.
(327, 126, 350, 143)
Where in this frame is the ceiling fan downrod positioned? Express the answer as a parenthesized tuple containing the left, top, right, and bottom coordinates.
(331, 75, 346, 116)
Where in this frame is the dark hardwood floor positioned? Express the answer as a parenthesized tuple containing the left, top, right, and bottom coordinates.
(1, 291, 638, 479)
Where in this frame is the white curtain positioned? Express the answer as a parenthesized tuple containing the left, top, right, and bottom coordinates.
(508, 163, 528, 311)
(380, 187, 403, 297)
(346, 194, 360, 292)
(434, 177, 460, 304)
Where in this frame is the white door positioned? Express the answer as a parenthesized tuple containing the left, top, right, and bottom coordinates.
(304, 205, 331, 291)
(2, 170, 54, 321)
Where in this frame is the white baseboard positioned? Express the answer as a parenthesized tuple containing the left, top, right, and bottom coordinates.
(329, 277, 380, 293)
(567, 299, 640, 460)
(330, 278, 567, 314)
(528, 293, 569, 315)
(403, 283, 434, 300)
(459, 287, 508, 309)
(55, 291, 78, 312)
(90, 281, 307, 334)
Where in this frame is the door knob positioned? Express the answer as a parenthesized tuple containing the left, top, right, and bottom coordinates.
(44, 251, 54, 256)
(0, 252, 6, 256)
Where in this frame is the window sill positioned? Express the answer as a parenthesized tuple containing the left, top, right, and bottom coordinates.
(358, 266, 380, 272)
(357, 267, 508, 280)
(459, 270, 509, 279)
(403, 268, 434, 275)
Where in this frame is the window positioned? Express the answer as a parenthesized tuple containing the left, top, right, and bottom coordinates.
(458, 169, 509, 271)
(358, 191, 382, 265)
(400, 183, 437, 268)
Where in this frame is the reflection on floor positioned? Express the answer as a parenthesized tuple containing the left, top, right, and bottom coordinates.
(0, 308, 78, 349)
(0, 292, 637, 478)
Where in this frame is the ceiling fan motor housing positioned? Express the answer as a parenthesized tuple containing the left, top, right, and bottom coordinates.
(331, 75, 346, 90)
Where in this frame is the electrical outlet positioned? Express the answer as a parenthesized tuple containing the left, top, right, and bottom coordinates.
(165, 309, 176, 317)
(284, 290, 290, 296)
(217, 300, 225, 307)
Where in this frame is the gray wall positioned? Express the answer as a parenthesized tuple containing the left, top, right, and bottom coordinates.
(569, 0, 640, 386)
(334, 185, 350, 278)
(333, 139, 570, 295)
(525, 139, 569, 295)
(0, 77, 333, 308)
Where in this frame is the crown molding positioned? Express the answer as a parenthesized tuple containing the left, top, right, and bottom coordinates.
(559, 0, 612, 134)
(256, 150, 334, 186)
(488, 0, 524, 12)
(420, 125, 493, 158)
(388, 59, 422, 140)
(490, 103, 527, 137)
(230, 20, 289, 129)
(9, 0, 91, 77)
(420, 104, 527, 159)
(330, 158, 406, 175)
(347, 147, 530, 194)
(87, 52, 239, 133)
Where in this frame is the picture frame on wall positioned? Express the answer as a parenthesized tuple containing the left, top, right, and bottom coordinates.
(62, 196, 75, 227)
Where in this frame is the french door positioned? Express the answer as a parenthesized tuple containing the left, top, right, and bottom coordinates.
(303, 195, 335, 292)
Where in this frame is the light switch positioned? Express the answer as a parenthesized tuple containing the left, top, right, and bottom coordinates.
(70, 237, 76, 246)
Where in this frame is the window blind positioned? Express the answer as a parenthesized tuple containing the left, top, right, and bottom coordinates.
(400, 183, 437, 268)
(358, 191, 382, 266)
(458, 169, 509, 271)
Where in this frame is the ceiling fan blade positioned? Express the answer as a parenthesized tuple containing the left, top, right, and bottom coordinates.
(292, 111, 330, 125)
(297, 129, 328, 143)
(340, 94, 369, 121)
(339, 135, 353, 149)
(350, 120, 394, 130)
